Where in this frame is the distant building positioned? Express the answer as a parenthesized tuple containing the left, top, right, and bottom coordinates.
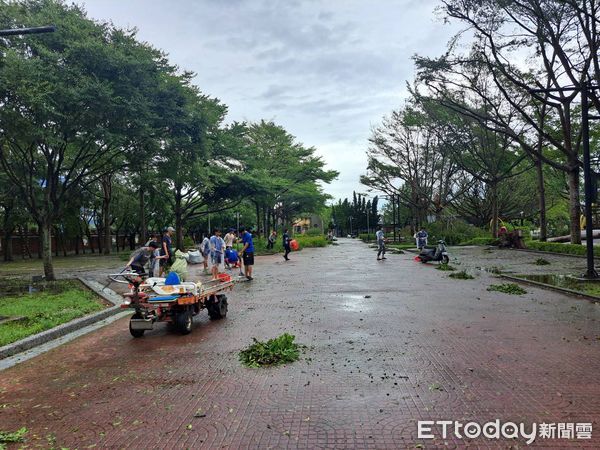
(293, 215, 323, 234)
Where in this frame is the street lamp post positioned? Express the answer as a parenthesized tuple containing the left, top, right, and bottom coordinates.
(0, 26, 56, 37)
(531, 84, 600, 278)
(367, 207, 370, 240)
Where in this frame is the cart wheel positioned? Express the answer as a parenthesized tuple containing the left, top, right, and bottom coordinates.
(208, 295, 228, 320)
(129, 313, 145, 338)
(442, 255, 449, 264)
(176, 309, 193, 335)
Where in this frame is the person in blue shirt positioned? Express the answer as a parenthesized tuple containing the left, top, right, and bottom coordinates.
(209, 228, 225, 280)
(240, 227, 255, 280)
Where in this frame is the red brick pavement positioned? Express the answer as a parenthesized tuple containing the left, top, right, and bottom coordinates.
(1, 239, 599, 449)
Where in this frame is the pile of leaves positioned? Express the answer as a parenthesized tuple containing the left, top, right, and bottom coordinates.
(449, 270, 474, 280)
(534, 258, 551, 265)
(436, 263, 456, 271)
(0, 428, 27, 449)
(239, 333, 300, 368)
(487, 283, 527, 295)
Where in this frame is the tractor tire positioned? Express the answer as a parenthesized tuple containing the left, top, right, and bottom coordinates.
(175, 309, 193, 335)
(129, 313, 145, 338)
(208, 295, 228, 320)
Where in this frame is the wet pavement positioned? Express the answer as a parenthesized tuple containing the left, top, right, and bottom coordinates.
(1, 239, 599, 448)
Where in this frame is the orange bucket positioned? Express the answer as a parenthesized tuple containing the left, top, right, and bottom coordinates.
(290, 239, 299, 251)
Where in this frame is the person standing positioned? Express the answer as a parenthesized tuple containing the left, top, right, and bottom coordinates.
(224, 228, 236, 250)
(209, 228, 225, 280)
(282, 228, 291, 261)
(376, 226, 386, 260)
(267, 230, 277, 250)
(159, 226, 175, 276)
(240, 227, 255, 280)
(200, 234, 211, 274)
(415, 228, 428, 252)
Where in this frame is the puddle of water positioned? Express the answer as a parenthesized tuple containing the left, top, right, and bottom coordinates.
(515, 274, 600, 296)
(338, 294, 374, 312)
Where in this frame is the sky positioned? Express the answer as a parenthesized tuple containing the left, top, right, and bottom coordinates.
(82, 0, 461, 201)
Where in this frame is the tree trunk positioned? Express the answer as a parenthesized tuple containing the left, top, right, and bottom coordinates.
(40, 220, 56, 281)
(491, 181, 499, 239)
(535, 157, 547, 241)
(2, 229, 13, 262)
(567, 167, 582, 244)
(175, 188, 183, 250)
(54, 226, 59, 257)
(138, 186, 146, 245)
(101, 175, 113, 255)
(255, 202, 261, 236)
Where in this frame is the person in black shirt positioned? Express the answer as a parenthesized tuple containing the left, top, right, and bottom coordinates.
(283, 229, 291, 261)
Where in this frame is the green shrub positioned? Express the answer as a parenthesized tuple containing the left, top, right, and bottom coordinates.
(295, 235, 328, 248)
(358, 233, 376, 242)
(304, 228, 324, 236)
(534, 258, 551, 265)
(427, 221, 490, 246)
(182, 236, 195, 249)
(525, 240, 589, 256)
(436, 263, 456, 271)
(487, 283, 527, 295)
(239, 333, 301, 367)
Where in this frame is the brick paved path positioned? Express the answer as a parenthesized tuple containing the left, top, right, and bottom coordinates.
(1, 239, 599, 449)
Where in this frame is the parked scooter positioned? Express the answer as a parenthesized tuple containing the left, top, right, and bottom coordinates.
(417, 240, 449, 264)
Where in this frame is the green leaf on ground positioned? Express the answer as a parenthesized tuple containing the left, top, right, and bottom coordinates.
(487, 283, 527, 295)
(239, 333, 301, 368)
(0, 427, 28, 446)
(449, 270, 474, 280)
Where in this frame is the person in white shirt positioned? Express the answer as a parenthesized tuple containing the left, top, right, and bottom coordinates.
(376, 226, 386, 261)
(224, 229, 236, 250)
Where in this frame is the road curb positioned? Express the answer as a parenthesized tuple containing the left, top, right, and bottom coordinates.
(500, 274, 600, 303)
(0, 278, 123, 360)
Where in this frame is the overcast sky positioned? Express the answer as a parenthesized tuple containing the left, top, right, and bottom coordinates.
(82, 0, 460, 201)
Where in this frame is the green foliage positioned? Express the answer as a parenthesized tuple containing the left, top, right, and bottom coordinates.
(358, 233, 376, 242)
(0, 281, 104, 346)
(459, 237, 501, 246)
(426, 221, 489, 246)
(436, 263, 456, 271)
(239, 333, 300, 367)
(304, 228, 324, 237)
(449, 270, 474, 279)
(526, 240, 590, 256)
(182, 236, 196, 249)
(487, 283, 527, 295)
(0, 427, 28, 448)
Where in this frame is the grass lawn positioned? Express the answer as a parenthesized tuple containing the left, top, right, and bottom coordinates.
(0, 253, 125, 277)
(0, 280, 106, 347)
